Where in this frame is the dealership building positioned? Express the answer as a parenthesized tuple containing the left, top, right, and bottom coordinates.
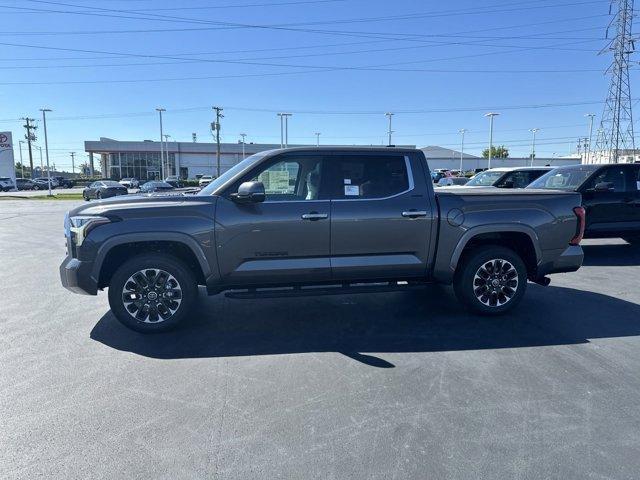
(84, 138, 580, 180)
(84, 138, 291, 180)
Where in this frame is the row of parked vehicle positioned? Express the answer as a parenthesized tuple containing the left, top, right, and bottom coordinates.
(0, 176, 74, 191)
(82, 177, 195, 200)
(431, 166, 553, 188)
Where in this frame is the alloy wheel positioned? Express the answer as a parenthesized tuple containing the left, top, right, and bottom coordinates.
(121, 268, 183, 323)
(472, 258, 519, 307)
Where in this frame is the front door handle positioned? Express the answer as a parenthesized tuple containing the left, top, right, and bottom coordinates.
(402, 210, 428, 218)
(301, 212, 328, 221)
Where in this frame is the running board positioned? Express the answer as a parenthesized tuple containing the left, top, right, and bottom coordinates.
(224, 281, 427, 300)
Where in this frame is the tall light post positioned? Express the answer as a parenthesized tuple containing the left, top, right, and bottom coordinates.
(163, 134, 171, 177)
(385, 112, 394, 145)
(277, 113, 292, 148)
(156, 108, 166, 179)
(585, 113, 595, 164)
(484, 112, 500, 169)
(39, 108, 52, 196)
(37, 146, 43, 173)
(277, 113, 284, 148)
(240, 133, 247, 159)
(315, 132, 321, 146)
(529, 128, 539, 166)
(458, 129, 467, 173)
(285, 113, 292, 147)
(18, 140, 24, 178)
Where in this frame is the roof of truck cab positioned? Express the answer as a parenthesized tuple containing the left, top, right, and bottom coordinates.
(265, 146, 419, 154)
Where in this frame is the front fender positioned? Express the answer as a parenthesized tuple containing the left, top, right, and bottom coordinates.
(90, 232, 213, 284)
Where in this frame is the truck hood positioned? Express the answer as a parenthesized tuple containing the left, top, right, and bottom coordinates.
(68, 192, 217, 217)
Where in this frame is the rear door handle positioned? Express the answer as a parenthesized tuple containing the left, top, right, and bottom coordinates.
(301, 212, 328, 220)
(402, 210, 428, 218)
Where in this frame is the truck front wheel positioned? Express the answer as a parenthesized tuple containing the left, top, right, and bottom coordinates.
(108, 254, 198, 333)
(453, 246, 527, 316)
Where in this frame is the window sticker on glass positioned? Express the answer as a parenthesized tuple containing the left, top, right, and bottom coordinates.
(344, 178, 351, 184)
(259, 170, 290, 193)
(344, 185, 360, 196)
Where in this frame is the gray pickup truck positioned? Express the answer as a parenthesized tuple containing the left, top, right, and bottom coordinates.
(60, 147, 585, 332)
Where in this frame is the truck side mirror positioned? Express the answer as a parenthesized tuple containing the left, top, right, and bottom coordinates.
(594, 181, 614, 192)
(232, 181, 265, 203)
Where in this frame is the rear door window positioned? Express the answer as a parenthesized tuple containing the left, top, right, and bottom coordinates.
(321, 155, 410, 199)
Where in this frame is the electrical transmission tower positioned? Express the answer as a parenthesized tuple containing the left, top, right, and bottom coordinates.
(594, 0, 636, 164)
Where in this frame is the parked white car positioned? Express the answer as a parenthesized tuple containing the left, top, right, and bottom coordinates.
(119, 178, 139, 188)
(198, 175, 214, 187)
(436, 176, 470, 187)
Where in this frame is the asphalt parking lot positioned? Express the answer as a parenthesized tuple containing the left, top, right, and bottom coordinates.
(2, 199, 640, 479)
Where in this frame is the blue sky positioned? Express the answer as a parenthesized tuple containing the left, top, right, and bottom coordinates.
(0, 0, 628, 170)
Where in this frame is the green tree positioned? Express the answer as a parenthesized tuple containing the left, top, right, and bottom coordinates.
(482, 145, 509, 158)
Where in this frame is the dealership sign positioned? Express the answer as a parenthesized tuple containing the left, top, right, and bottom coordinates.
(0, 131, 16, 182)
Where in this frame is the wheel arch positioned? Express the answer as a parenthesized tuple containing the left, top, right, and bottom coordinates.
(450, 225, 541, 280)
(93, 233, 211, 289)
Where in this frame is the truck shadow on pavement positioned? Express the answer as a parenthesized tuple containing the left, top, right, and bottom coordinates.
(90, 283, 640, 368)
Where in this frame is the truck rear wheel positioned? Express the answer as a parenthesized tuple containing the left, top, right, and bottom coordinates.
(453, 245, 527, 316)
(108, 254, 198, 333)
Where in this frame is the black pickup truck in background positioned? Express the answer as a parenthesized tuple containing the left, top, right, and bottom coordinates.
(528, 163, 640, 244)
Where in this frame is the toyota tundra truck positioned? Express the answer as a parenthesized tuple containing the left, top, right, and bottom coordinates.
(60, 147, 585, 332)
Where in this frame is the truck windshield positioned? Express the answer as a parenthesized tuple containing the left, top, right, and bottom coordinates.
(527, 166, 596, 190)
(466, 170, 505, 186)
(198, 151, 272, 196)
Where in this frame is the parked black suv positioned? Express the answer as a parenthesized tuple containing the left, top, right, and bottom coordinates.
(528, 163, 640, 243)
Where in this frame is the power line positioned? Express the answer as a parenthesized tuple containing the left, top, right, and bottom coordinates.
(0, 99, 621, 124)
(15, 0, 605, 30)
(4, 0, 607, 41)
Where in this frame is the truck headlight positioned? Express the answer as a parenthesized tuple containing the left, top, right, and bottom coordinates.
(68, 215, 110, 246)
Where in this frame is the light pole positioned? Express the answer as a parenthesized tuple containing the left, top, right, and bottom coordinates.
(163, 134, 171, 177)
(277, 113, 292, 148)
(37, 146, 43, 173)
(315, 132, 321, 146)
(485, 112, 500, 169)
(277, 113, 284, 148)
(529, 128, 539, 166)
(385, 112, 394, 146)
(39, 108, 52, 196)
(156, 108, 166, 179)
(18, 140, 24, 178)
(585, 113, 595, 164)
(240, 133, 247, 159)
(458, 129, 467, 173)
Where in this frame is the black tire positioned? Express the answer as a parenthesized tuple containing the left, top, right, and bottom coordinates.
(108, 254, 198, 333)
(96, 191, 102, 199)
(83, 193, 89, 201)
(453, 245, 527, 316)
(622, 235, 640, 245)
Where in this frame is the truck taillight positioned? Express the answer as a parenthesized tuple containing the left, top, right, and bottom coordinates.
(570, 206, 586, 246)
